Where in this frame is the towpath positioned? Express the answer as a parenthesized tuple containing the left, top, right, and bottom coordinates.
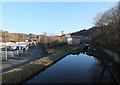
(1, 43, 46, 73)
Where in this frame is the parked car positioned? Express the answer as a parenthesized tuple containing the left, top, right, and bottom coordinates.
(20, 46, 23, 50)
(11, 46, 17, 51)
(16, 46, 21, 50)
(23, 46, 29, 51)
(1, 46, 13, 51)
(1, 48, 6, 51)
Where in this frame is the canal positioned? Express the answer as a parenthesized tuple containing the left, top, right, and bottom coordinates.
(25, 53, 115, 84)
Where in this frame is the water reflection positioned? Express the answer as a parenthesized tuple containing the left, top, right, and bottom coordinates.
(25, 53, 115, 84)
(88, 59, 115, 83)
(80, 52, 87, 54)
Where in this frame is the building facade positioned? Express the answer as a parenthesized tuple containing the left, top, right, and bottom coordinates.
(67, 35, 91, 45)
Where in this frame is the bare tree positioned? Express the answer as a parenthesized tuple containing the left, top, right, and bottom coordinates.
(93, 12, 106, 45)
(92, 3, 119, 52)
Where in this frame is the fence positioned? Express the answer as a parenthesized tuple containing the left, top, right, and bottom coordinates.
(1, 50, 24, 60)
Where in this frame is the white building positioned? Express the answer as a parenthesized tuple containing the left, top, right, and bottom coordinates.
(0, 42, 15, 47)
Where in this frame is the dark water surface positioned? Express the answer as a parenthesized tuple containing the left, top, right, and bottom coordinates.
(25, 53, 115, 84)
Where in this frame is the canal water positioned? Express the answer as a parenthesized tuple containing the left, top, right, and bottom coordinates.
(25, 53, 115, 84)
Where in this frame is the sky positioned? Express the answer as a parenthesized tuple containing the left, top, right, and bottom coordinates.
(2, 2, 117, 35)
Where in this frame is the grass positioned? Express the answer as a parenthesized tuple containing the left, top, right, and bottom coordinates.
(2, 45, 83, 84)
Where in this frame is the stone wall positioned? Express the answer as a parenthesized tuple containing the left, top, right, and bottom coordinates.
(102, 47, 120, 63)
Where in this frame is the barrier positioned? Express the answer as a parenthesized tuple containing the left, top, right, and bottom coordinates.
(1, 50, 24, 60)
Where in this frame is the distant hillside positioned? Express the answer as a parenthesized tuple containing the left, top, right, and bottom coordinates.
(69, 27, 100, 38)
(1, 32, 28, 42)
(70, 29, 89, 36)
(0, 31, 39, 42)
(0, 30, 61, 43)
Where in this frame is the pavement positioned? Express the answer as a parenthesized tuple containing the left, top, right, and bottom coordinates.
(1, 43, 47, 73)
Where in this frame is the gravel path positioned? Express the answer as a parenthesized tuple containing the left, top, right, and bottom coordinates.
(1, 43, 47, 73)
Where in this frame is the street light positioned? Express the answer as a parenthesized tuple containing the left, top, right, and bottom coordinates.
(4, 31, 7, 60)
(17, 34, 19, 55)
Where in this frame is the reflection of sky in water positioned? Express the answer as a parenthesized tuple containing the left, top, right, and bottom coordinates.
(25, 53, 115, 83)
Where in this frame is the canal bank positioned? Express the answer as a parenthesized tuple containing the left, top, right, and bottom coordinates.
(2, 45, 84, 84)
(87, 45, 120, 85)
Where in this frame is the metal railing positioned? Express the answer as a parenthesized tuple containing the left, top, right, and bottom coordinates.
(1, 50, 24, 60)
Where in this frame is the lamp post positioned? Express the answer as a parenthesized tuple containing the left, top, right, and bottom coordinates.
(4, 31, 7, 60)
(17, 34, 19, 55)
